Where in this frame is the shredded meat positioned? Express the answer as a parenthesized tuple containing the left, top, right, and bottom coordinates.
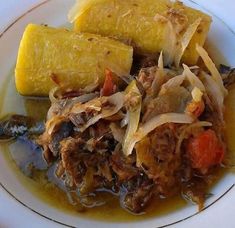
(38, 117, 73, 163)
(142, 87, 190, 122)
(110, 149, 138, 182)
(122, 176, 154, 213)
(48, 121, 73, 155)
(138, 66, 158, 92)
(36, 62, 230, 213)
(60, 137, 86, 186)
(136, 124, 181, 196)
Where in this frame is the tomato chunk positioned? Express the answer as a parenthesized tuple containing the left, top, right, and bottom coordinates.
(187, 129, 225, 172)
(101, 69, 116, 96)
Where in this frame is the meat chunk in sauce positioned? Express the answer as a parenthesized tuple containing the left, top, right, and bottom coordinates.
(35, 61, 228, 214)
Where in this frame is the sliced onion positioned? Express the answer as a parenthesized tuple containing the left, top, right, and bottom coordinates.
(79, 92, 125, 132)
(121, 112, 129, 128)
(138, 113, 194, 139)
(158, 51, 164, 76)
(175, 18, 202, 67)
(154, 14, 177, 65)
(201, 72, 224, 119)
(110, 123, 125, 143)
(176, 121, 212, 154)
(70, 92, 99, 104)
(80, 76, 99, 93)
(163, 19, 177, 66)
(189, 66, 200, 70)
(49, 87, 60, 103)
(196, 44, 228, 96)
(62, 93, 99, 114)
(116, 74, 135, 85)
(71, 96, 102, 115)
(159, 74, 185, 95)
(125, 113, 194, 156)
(46, 116, 67, 136)
(191, 87, 203, 102)
(122, 81, 142, 156)
(151, 52, 166, 96)
(47, 102, 64, 120)
(47, 93, 99, 120)
(183, 64, 206, 92)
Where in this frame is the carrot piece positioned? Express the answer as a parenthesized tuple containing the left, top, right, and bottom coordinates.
(185, 100, 205, 118)
(187, 129, 225, 172)
(101, 69, 116, 96)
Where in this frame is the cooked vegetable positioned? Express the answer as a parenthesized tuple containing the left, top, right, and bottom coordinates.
(196, 45, 228, 96)
(191, 87, 203, 102)
(127, 113, 194, 155)
(174, 18, 202, 66)
(101, 69, 116, 96)
(47, 92, 99, 119)
(185, 87, 205, 118)
(143, 87, 191, 123)
(150, 52, 165, 96)
(123, 80, 142, 156)
(15, 24, 133, 96)
(185, 100, 205, 118)
(159, 74, 185, 95)
(70, 0, 211, 65)
(176, 121, 212, 154)
(82, 92, 124, 131)
(201, 71, 224, 119)
(110, 122, 125, 143)
(183, 64, 205, 92)
(70, 92, 124, 132)
(187, 129, 225, 173)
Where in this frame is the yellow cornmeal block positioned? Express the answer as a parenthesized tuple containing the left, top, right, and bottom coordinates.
(15, 24, 133, 96)
(73, 0, 211, 65)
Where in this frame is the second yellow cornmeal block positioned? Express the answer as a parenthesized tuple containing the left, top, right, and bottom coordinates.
(15, 24, 133, 96)
(72, 0, 211, 65)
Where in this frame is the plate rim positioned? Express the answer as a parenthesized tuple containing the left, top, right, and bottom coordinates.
(0, 1, 234, 227)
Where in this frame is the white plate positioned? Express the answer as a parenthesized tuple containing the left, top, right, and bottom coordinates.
(0, 1, 235, 227)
